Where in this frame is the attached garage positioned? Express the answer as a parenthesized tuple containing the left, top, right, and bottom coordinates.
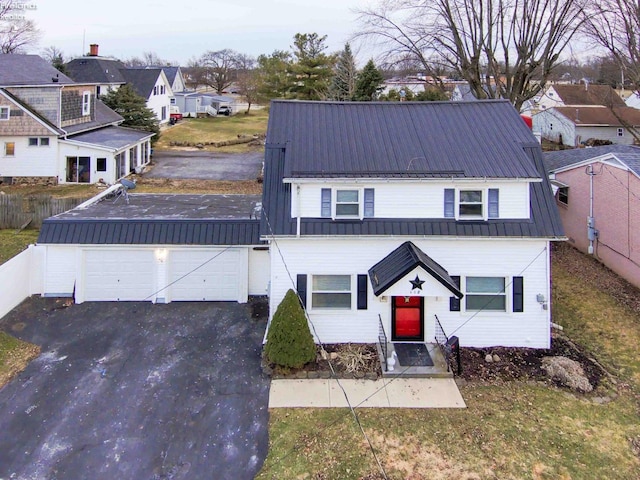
(82, 249, 156, 302)
(36, 193, 268, 305)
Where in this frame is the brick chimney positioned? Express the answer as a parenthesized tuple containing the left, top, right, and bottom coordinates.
(89, 44, 99, 56)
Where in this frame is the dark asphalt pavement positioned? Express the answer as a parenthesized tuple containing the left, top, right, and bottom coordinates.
(145, 150, 263, 180)
(0, 297, 270, 480)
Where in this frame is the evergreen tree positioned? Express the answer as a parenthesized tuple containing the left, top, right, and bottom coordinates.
(329, 43, 357, 101)
(353, 59, 384, 101)
(101, 84, 160, 143)
(264, 289, 316, 369)
(256, 50, 293, 102)
(288, 33, 336, 100)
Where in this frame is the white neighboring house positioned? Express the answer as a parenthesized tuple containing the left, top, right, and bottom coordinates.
(0, 54, 154, 185)
(626, 92, 640, 110)
(65, 45, 173, 125)
(533, 106, 640, 146)
(261, 100, 565, 348)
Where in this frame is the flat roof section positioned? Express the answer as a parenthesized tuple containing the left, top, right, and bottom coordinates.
(53, 194, 263, 221)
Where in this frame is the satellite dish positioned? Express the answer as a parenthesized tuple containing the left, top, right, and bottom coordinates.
(120, 178, 136, 190)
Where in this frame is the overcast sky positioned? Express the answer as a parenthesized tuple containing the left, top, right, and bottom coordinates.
(27, 0, 376, 65)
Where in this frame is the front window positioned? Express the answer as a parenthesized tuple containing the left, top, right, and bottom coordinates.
(311, 275, 352, 309)
(336, 190, 359, 217)
(4, 142, 15, 156)
(0, 106, 9, 120)
(465, 277, 506, 311)
(459, 190, 483, 217)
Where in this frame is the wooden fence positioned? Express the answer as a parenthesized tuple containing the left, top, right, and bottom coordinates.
(0, 194, 88, 229)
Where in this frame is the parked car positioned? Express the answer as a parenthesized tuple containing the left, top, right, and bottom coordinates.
(217, 106, 232, 116)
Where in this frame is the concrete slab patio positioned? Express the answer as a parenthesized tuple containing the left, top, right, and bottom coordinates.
(269, 378, 466, 409)
(0, 297, 270, 480)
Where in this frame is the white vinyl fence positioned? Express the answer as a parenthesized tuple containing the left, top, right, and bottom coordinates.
(0, 245, 43, 320)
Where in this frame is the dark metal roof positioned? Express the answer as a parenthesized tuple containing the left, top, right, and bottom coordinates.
(38, 194, 263, 245)
(65, 57, 126, 84)
(120, 68, 164, 99)
(65, 125, 154, 150)
(368, 241, 463, 297)
(0, 54, 76, 86)
(261, 105, 565, 239)
(266, 100, 541, 179)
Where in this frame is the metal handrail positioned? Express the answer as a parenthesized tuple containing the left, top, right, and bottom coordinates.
(378, 314, 388, 372)
(434, 315, 451, 373)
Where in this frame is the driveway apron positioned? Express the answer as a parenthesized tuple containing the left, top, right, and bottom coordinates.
(0, 298, 269, 480)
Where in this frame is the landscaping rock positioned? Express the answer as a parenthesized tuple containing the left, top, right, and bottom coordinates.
(485, 354, 494, 363)
(492, 354, 501, 362)
(541, 356, 593, 392)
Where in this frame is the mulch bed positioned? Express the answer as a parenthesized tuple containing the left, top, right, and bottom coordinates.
(457, 334, 606, 390)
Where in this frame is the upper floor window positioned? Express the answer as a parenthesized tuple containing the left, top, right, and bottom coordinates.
(321, 188, 375, 219)
(28, 137, 50, 147)
(82, 91, 91, 116)
(444, 188, 499, 220)
(153, 86, 158, 95)
(0, 106, 9, 120)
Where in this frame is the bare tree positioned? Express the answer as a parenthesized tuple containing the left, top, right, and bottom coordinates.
(583, 0, 640, 92)
(41, 45, 67, 74)
(183, 56, 207, 90)
(0, 1, 40, 54)
(234, 54, 259, 113)
(356, 0, 587, 110)
(122, 51, 168, 67)
(200, 49, 242, 94)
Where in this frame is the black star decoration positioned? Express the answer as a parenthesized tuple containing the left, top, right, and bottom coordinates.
(410, 275, 425, 290)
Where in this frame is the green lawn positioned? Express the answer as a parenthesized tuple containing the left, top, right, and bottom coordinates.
(155, 109, 269, 153)
(258, 244, 640, 479)
(0, 229, 39, 265)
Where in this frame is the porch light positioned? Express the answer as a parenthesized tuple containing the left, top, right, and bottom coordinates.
(155, 248, 168, 263)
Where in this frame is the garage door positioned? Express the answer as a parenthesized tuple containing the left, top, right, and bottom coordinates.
(168, 249, 245, 301)
(82, 250, 156, 301)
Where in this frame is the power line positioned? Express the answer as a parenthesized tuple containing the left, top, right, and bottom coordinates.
(262, 210, 389, 480)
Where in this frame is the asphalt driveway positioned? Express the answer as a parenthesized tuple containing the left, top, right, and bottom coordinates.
(0, 297, 270, 480)
(145, 150, 263, 180)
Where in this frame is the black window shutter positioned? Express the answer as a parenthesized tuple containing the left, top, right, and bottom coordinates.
(449, 275, 461, 311)
(444, 189, 455, 218)
(488, 188, 499, 218)
(513, 276, 524, 312)
(297, 274, 307, 308)
(364, 188, 375, 217)
(357, 274, 368, 310)
(321, 188, 331, 217)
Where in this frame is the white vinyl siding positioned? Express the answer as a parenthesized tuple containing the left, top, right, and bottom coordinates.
(294, 182, 530, 220)
(269, 238, 551, 347)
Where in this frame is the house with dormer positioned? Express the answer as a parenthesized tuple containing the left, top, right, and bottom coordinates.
(0, 54, 154, 185)
(65, 45, 173, 125)
(261, 100, 564, 348)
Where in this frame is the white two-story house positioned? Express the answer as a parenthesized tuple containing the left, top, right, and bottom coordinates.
(261, 100, 565, 348)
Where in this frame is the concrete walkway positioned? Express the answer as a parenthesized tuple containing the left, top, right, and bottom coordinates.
(269, 378, 466, 409)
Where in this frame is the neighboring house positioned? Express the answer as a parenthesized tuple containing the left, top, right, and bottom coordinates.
(536, 84, 626, 111)
(544, 145, 640, 288)
(261, 100, 564, 348)
(161, 66, 186, 94)
(65, 45, 173, 125)
(450, 84, 478, 102)
(533, 106, 640, 146)
(0, 54, 153, 185)
(626, 92, 640, 110)
(173, 92, 234, 117)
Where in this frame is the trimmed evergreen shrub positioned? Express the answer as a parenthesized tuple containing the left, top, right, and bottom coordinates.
(264, 289, 316, 368)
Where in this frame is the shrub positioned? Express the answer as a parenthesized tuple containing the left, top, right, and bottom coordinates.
(264, 289, 316, 368)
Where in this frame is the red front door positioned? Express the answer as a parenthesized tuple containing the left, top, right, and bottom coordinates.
(392, 296, 424, 341)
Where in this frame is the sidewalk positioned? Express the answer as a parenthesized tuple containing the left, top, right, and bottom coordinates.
(269, 377, 466, 409)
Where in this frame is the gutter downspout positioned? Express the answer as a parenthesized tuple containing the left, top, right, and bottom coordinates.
(296, 184, 301, 238)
